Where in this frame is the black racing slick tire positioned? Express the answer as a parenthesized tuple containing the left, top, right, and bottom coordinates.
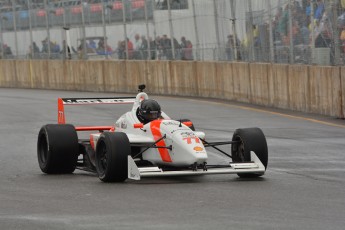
(95, 132, 131, 182)
(37, 124, 79, 174)
(231, 127, 268, 178)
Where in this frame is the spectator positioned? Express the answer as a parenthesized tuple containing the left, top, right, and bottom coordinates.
(184, 40, 193, 60)
(116, 40, 126, 59)
(140, 35, 148, 60)
(3, 44, 13, 58)
(340, 26, 345, 55)
(133, 33, 142, 59)
(160, 34, 172, 60)
(126, 38, 134, 59)
(225, 35, 234, 61)
(149, 37, 157, 60)
(173, 37, 181, 59)
(61, 40, 71, 59)
(41, 38, 49, 53)
(97, 38, 112, 55)
(32, 42, 39, 54)
(89, 40, 96, 49)
(314, 0, 325, 20)
(300, 22, 310, 45)
(180, 36, 187, 59)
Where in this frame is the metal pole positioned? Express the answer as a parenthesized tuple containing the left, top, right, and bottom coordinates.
(288, 1, 294, 64)
(332, 0, 340, 65)
(44, 0, 51, 58)
(213, 0, 221, 60)
(102, 2, 107, 58)
(151, 0, 158, 60)
(122, 0, 128, 59)
(81, 2, 86, 59)
(27, 0, 33, 59)
(12, 1, 19, 58)
(248, 0, 255, 62)
(192, 0, 200, 60)
(144, 0, 150, 60)
(310, 0, 315, 63)
(230, 0, 237, 61)
(167, 0, 175, 60)
(63, 27, 71, 60)
(267, 0, 274, 63)
(0, 19, 3, 59)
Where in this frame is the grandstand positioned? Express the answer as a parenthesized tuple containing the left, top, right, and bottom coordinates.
(0, 0, 344, 65)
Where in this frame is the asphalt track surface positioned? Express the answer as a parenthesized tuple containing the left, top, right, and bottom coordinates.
(1, 88, 345, 230)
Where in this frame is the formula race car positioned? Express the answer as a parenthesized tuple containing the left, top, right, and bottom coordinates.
(37, 85, 268, 182)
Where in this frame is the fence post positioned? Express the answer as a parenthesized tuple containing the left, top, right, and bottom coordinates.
(101, 3, 107, 58)
(144, 0, 150, 60)
(167, 0, 175, 60)
(310, 0, 315, 63)
(230, 0, 237, 61)
(267, 0, 274, 63)
(122, 0, 128, 59)
(12, 1, 19, 58)
(288, 1, 294, 64)
(248, 0, 255, 62)
(213, 0, 221, 60)
(27, 0, 33, 59)
(332, 0, 340, 65)
(192, 0, 200, 60)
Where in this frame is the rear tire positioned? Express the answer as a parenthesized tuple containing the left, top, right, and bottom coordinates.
(95, 132, 131, 182)
(231, 128, 268, 178)
(37, 124, 79, 174)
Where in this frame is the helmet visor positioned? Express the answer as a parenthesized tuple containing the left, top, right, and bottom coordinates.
(143, 111, 161, 121)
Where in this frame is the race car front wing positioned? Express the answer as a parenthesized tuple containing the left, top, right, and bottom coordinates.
(128, 151, 265, 180)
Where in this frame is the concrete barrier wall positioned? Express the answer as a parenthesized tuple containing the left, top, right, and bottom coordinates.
(0, 60, 344, 119)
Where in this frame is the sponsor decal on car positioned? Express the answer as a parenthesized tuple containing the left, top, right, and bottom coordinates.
(121, 121, 127, 129)
(183, 137, 200, 144)
(163, 121, 179, 126)
(63, 98, 135, 104)
(193, 146, 204, 152)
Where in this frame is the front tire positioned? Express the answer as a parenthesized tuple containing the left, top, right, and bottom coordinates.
(231, 128, 268, 178)
(37, 124, 79, 174)
(95, 132, 131, 182)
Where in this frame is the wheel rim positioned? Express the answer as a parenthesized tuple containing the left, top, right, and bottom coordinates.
(232, 135, 245, 162)
(38, 134, 48, 165)
(97, 141, 108, 175)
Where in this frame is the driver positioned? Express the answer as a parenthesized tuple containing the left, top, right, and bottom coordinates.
(136, 99, 161, 124)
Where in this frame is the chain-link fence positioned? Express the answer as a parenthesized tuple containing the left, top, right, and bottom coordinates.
(0, 0, 344, 65)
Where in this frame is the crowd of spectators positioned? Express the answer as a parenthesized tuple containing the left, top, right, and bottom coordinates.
(262, 0, 344, 63)
(115, 33, 193, 60)
(23, 33, 193, 60)
(225, 0, 345, 64)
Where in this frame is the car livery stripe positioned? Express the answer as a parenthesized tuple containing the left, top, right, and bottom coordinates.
(150, 120, 172, 163)
(90, 134, 96, 150)
(58, 98, 65, 124)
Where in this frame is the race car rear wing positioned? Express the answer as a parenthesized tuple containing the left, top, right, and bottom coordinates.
(58, 97, 136, 131)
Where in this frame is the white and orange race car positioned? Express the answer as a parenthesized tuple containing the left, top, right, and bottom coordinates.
(37, 85, 268, 182)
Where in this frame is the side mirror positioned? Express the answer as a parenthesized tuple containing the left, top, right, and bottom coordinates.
(182, 121, 193, 127)
(134, 123, 144, 129)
